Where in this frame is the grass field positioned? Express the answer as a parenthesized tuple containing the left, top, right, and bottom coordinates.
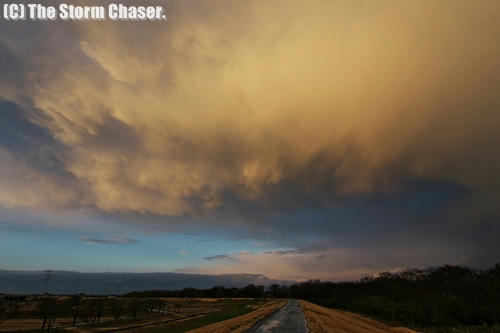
(0, 296, 277, 333)
(123, 299, 271, 333)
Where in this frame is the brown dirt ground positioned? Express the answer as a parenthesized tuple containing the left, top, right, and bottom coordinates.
(300, 300, 418, 333)
(186, 300, 286, 333)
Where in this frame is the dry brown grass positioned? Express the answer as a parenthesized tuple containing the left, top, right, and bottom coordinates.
(193, 298, 219, 303)
(186, 300, 286, 333)
(0, 319, 45, 332)
(300, 300, 418, 333)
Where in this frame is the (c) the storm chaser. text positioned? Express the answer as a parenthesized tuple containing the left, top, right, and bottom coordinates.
(2, 3, 167, 21)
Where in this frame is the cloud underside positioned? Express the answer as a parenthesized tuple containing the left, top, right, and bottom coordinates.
(1, 0, 500, 277)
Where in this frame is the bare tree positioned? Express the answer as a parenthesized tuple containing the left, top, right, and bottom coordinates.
(110, 298, 125, 320)
(38, 297, 60, 331)
(165, 301, 181, 313)
(129, 298, 145, 320)
(0, 298, 19, 326)
(80, 298, 93, 323)
(155, 299, 168, 315)
(91, 298, 105, 324)
(69, 295, 82, 325)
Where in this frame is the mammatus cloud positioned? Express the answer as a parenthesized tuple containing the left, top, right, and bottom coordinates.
(1, 0, 499, 217)
(0, 0, 500, 278)
(79, 236, 137, 245)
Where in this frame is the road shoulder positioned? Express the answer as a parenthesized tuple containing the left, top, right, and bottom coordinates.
(300, 300, 417, 333)
(187, 300, 286, 333)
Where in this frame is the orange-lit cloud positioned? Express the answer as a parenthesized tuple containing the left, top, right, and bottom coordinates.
(1, 0, 500, 276)
(3, 0, 499, 217)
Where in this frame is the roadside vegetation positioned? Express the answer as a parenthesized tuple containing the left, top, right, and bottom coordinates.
(300, 300, 416, 333)
(293, 264, 500, 332)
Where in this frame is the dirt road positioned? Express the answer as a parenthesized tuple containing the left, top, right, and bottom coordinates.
(246, 300, 308, 333)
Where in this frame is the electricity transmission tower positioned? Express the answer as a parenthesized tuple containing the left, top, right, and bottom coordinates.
(41, 270, 53, 294)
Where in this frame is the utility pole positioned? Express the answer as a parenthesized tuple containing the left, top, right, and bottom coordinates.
(41, 270, 52, 294)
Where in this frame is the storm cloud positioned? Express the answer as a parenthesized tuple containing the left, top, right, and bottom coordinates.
(1, 0, 499, 279)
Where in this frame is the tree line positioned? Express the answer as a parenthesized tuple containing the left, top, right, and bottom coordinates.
(292, 264, 500, 328)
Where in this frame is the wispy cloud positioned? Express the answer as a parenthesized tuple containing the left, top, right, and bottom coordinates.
(179, 250, 189, 255)
(264, 249, 303, 256)
(204, 254, 231, 261)
(79, 237, 137, 245)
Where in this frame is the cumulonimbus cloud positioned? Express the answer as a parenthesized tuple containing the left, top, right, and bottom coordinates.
(1, 0, 500, 275)
(1, 0, 499, 218)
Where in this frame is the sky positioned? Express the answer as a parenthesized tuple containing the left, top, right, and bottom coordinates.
(0, 0, 499, 281)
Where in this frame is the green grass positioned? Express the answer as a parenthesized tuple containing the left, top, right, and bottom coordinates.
(134, 300, 259, 333)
